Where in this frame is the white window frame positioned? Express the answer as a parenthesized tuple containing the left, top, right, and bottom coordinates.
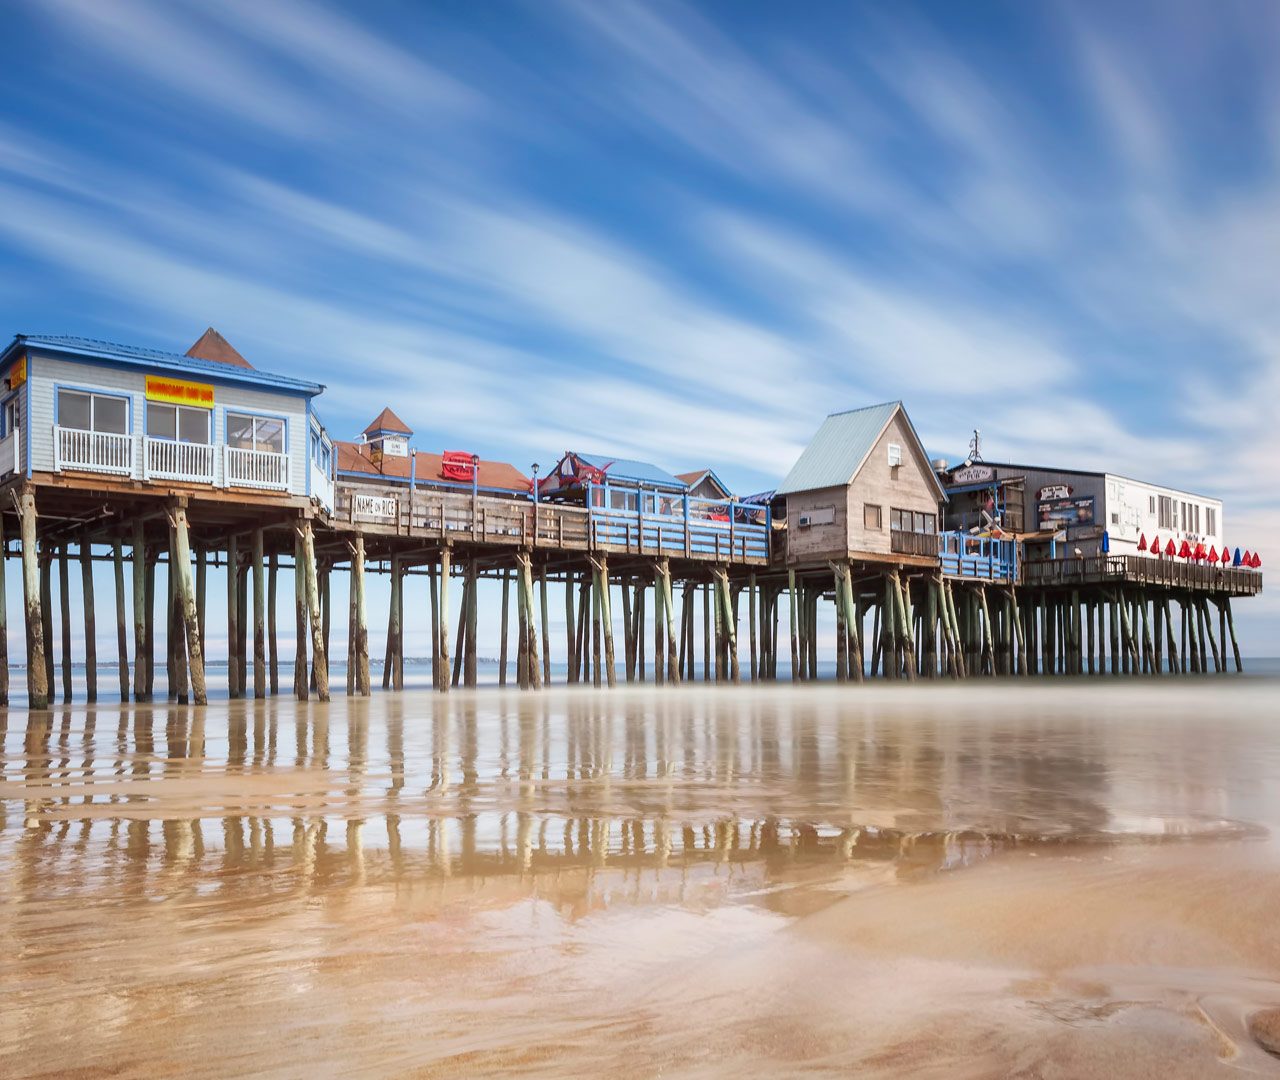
(147, 402, 211, 444)
(57, 388, 129, 434)
(227, 411, 286, 455)
(887, 443, 902, 467)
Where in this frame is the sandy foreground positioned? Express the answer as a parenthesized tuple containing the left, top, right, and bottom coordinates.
(2, 681, 1279, 1078)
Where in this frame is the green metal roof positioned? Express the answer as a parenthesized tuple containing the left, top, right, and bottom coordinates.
(777, 400, 918, 496)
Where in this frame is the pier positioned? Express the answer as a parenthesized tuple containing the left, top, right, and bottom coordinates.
(0, 332, 1262, 709)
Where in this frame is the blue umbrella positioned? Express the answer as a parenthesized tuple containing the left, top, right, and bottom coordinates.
(1233, 547, 1243, 567)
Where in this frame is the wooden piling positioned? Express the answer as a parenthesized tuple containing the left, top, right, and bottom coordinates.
(0, 520, 7, 708)
(621, 577, 635, 682)
(466, 559, 479, 688)
(564, 573, 576, 685)
(227, 536, 240, 699)
(58, 544, 72, 702)
(79, 537, 97, 702)
(251, 529, 266, 698)
(170, 506, 206, 704)
(540, 569, 551, 687)
(499, 569, 511, 687)
(1224, 598, 1243, 673)
(438, 547, 451, 695)
(662, 561, 679, 683)
(787, 569, 799, 682)
(237, 549, 248, 696)
(293, 533, 308, 700)
(353, 535, 370, 695)
(267, 552, 278, 694)
(300, 521, 328, 701)
(111, 539, 128, 703)
(19, 490, 47, 709)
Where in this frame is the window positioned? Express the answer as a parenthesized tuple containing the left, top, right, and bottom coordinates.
(310, 430, 331, 473)
(1149, 495, 1156, 514)
(1158, 495, 1173, 530)
(147, 403, 209, 443)
(2, 394, 21, 438)
(1206, 507, 1217, 535)
(227, 412, 284, 454)
(887, 443, 902, 467)
(57, 389, 127, 434)
(889, 508, 935, 534)
(1194, 504, 1201, 534)
(609, 489, 636, 511)
(864, 503, 882, 529)
(1110, 512, 1120, 525)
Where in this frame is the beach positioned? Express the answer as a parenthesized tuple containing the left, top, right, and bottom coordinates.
(2, 680, 1280, 1077)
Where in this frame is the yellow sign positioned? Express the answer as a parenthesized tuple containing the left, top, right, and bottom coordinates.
(8, 356, 26, 389)
(146, 375, 214, 408)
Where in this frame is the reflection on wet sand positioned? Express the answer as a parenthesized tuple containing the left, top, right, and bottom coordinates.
(2, 683, 1280, 1077)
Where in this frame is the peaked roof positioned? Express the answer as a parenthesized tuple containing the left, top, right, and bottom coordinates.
(776, 401, 946, 500)
(363, 407, 412, 436)
(2, 334, 323, 395)
(677, 468, 732, 498)
(572, 451, 686, 489)
(185, 327, 252, 369)
(336, 441, 528, 493)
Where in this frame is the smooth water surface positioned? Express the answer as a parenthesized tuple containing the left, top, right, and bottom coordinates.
(2, 681, 1280, 1077)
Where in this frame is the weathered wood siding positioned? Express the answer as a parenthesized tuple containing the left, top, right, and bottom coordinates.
(844, 410, 940, 556)
(27, 352, 310, 495)
(783, 485, 847, 563)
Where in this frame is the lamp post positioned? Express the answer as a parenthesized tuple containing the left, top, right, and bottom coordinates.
(532, 463, 540, 506)
(471, 454, 479, 501)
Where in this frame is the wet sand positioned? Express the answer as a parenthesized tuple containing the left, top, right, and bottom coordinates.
(2, 681, 1280, 1078)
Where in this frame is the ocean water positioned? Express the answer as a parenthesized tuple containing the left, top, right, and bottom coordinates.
(2, 680, 1280, 1076)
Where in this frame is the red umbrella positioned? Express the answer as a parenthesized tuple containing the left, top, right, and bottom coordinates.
(1165, 539, 1176, 556)
(1251, 552, 1262, 568)
(1208, 546, 1219, 563)
(1137, 533, 1148, 552)
(1243, 550, 1252, 566)
(1150, 535, 1161, 557)
(1179, 540, 1192, 558)
(1193, 541, 1207, 561)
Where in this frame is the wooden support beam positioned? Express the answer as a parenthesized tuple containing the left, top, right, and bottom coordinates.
(250, 529, 266, 698)
(564, 572, 576, 685)
(1200, 597, 1223, 673)
(237, 548, 248, 696)
(353, 535, 370, 695)
(267, 551, 278, 695)
(300, 521, 329, 701)
(170, 505, 206, 704)
(540, 569, 551, 687)
(58, 543, 72, 702)
(635, 577, 646, 683)
(594, 554, 616, 688)
(19, 491, 47, 709)
(40, 543, 55, 700)
(621, 575, 635, 682)
(429, 563, 440, 690)
(499, 568, 511, 686)
(787, 569, 799, 682)
(226, 536, 240, 699)
(715, 567, 739, 683)
(80, 537, 97, 702)
(292, 533, 307, 699)
(662, 561, 679, 684)
(130, 521, 145, 701)
(438, 547, 450, 694)
(519, 553, 542, 690)
(451, 564, 466, 688)
(1224, 598, 1243, 673)
(466, 559, 479, 688)
(112, 539, 128, 703)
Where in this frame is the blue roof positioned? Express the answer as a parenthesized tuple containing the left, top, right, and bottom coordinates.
(573, 451, 687, 489)
(3, 334, 324, 395)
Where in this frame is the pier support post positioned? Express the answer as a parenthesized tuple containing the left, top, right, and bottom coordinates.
(499, 568, 511, 686)
(195, 545, 207, 663)
(594, 555, 616, 687)
(170, 505, 207, 704)
(0, 518, 7, 707)
(112, 539, 128, 702)
(293, 533, 307, 699)
(1224, 598, 1243, 673)
(131, 522, 146, 701)
(267, 552, 278, 694)
(40, 545, 54, 696)
(58, 544, 72, 702)
(251, 529, 266, 699)
(79, 537, 97, 702)
(540, 569, 551, 687)
(661, 561, 679, 683)
(300, 520, 328, 701)
(621, 577, 635, 682)
(438, 547, 451, 695)
(787, 569, 799, 682)
(19, 490, 47, 710)
(385, 556, 400, 691)
(1200, 597, 1223, 673)
(352, 535, 370, 695)
(518, 553, 542, 690)
(563, 573, 575, 685)
(466, 559, 479, 688)
(713, 567, 739, 683)
(227, 536, 240, 699)
(429, 563, 440, 690)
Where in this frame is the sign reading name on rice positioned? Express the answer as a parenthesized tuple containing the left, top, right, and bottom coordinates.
(145, 375, 214, 408)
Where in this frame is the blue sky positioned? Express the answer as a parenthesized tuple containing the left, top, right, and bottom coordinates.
(1, 0, 1278, 653)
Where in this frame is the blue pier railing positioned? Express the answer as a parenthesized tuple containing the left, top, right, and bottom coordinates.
(585, 482, 771, 562)
(938, 531, 1018, 582)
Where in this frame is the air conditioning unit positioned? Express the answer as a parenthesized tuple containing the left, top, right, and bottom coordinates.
(797, 512, 812, 528)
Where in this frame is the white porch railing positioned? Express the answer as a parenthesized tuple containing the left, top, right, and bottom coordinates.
(225, 445, 289, 491)
(145, 437, 216, 484)
(310, 461, 334, 512)
(54, 426, 134, 476)
(0, 427, 20, 477)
